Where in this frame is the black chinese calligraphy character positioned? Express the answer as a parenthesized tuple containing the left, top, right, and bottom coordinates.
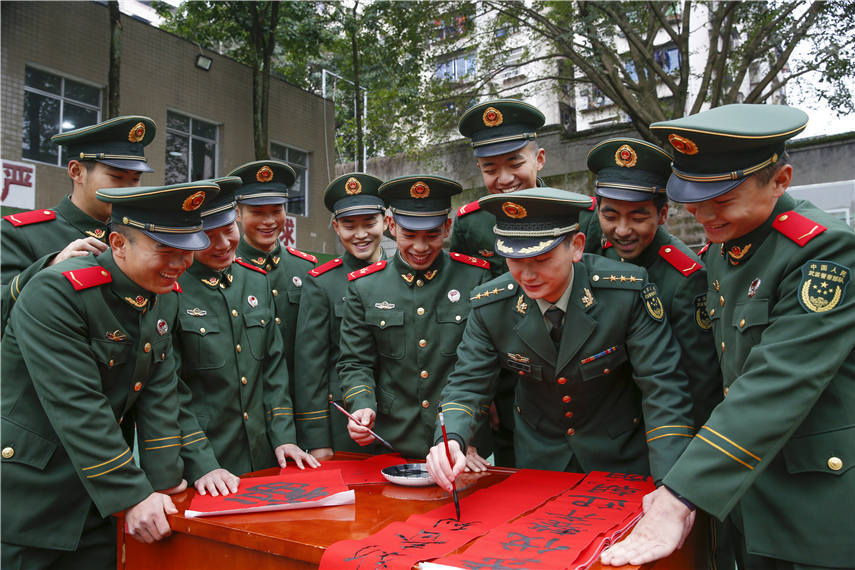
(462, 556, 542, 569)
(501, 532, 570, 554)
(224, 482, 330, 505)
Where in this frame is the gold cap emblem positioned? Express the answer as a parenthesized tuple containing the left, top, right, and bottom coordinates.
(128, 122, 146, 143)
(482, 107, 503, 127)
(182, 191, 206, 211)
(345, 177, 362, 195)
(256, 165, 274, 183)
(410, 181, 430, 199)
(668, 134, 699, 155)
(614, 144, 638, 167)
(501, 201, 527, 219)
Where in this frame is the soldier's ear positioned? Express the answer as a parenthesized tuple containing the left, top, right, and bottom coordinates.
(109, 231, 127, 258)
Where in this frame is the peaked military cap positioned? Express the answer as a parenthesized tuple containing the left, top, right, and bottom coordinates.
(201, 176, 242, 230)
(650, 104, 809, 202)
(51, 115, 156, 173)
(229, 160, 295, 205)
(458, 99, 545, 158)
(587, 138, 671, 202)
(480, 187, 593, 258)
(379, 174, 461, 231)
(97, 181, 218, 250)
(324, 172, 385, 219)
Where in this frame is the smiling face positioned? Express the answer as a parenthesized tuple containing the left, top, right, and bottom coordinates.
(684, 165, 791, 244)
(476, 142, 545, 194)
(389, 217, 451, 271)
(111, 228, 194, 294)
(69, 160, 143, 221)
(236, 203, 286, 252)
(195, 221, 240, 271)
(332, 213, 385, 262)
(597, 197, 667, 260)
(505, 233, 585, 303)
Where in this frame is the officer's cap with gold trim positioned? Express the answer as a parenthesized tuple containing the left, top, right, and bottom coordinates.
(96, 181, 218, 250)
(480, 187, 593, 258)
(323, 172, 385, 219)
(650, 104, 808, 203)
(51, 115, 157, 173)
(458, 99, 545, 158)
(201, 176, 242, 230)
(229, 160, 295, 206)
(587, 138, 671, 202)
(379, 174, 461, 231)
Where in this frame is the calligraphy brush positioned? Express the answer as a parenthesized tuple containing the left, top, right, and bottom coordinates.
(437, 405, 461, 521)
(331, 401, 401, 455)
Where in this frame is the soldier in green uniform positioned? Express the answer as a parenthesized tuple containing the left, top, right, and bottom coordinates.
(338, 175, 492, 460)
(2, 116, 156, 333)
(586, 137, 721, 426)
(1, 181, 217, 569)
(426, 188, 696, 489)
(173, 176, 319, 483)
(602, 104, 855, 569)
(230, 161, 317, 400)
(293, 173, 388, 459)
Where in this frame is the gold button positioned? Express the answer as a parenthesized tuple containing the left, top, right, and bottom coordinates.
(564, 411, 574, 418)
(241, 376, 248, 385)
(143, 342, 152, 353)
(421, 400, 430, 409)
(420, 370, 429, 379)
(720, 295, 725, 307)
(566, 428, 576, 436)
(108, 359, 115, 368)
(417, 307, 425, 315)
(232, 309, 238, 317)
(419, 339, 427, 347)
(721, 341, 726, 352)
(778, 214, 788, 222)
(260, 319, 265, 325)
(161, 353, 166, 360)
(200, 327, 206, 334)
(828, 456, 843, 471)
(101, 270, 109, 277)
(603, 368, 610, 375)
(562, 395, 571, 403)
(592, 275, 600, 282)
(243, 412, 249, 421)
(664, 247, 672, 253)
(557, 377, 567, 385)
(134, 381, 142, 392)
(275, 317, 282, 325)
(220, 283, 226, 289)
(518, 370, 525, 375)
(632, 417, 640, 424)
(724, 386, 729, 396)
(380, 320, 386, 327)
(2, 447, 14, 459)
(266, 264, 272, 271)
(236, 344, 242, 353)
(455, 315, 462, 322)
(416, 279, 424, 287)
(710, 308, 716, 317)
(272, 289, 279, 296)
(507, 284, 514, 290)
(739, 318, 746, 328)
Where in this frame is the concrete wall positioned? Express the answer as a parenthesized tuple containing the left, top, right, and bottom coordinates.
(2, 1, 339, 254)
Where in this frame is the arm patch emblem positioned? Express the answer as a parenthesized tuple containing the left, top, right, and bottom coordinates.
(799, 260, 850, 313)
(641, 283, 664, 321)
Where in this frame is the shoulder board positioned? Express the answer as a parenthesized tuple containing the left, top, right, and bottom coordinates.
(62, 266, 112, 291)
(235, 258, 267, 275)
(698, 242, 711, 256)
(286, 246, 318, 264)
(309, 257, 343, 277)
(456, 200, 480, 218)
(588, 195, 597, 211)
(602, 240, 613, 250)
(469, 278, 518, 307)
(589, 270, 645, 291)
(348, 259, 387, 281)
(772, 210, 827, 246)
(449, 251, 490, 269)
(172, 281, 183, 293)
(658, 245, 703, 277)
(3, 209, 56, 227)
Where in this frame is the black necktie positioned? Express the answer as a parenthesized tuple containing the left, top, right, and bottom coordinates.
(545, 307, 564, 345)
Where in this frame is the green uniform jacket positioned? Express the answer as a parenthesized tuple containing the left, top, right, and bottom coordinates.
(589, 227, 722, 426)
(1, 197, 109, 334)
(662, 194, 855, 567)
(294, 251, 386, 453)
(1, 252, 183, 550)
(235, 239, 316, 394)
(438, 254, 696, 482)
(173, 259, 296, 479)
(338, 252, 491, 459)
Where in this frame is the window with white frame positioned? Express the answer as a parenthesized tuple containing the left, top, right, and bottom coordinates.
(270, 142, 309, 216)
(435, 52, 477, 82)
(165, 111, 218, 184)
(22, 66, 101, 166)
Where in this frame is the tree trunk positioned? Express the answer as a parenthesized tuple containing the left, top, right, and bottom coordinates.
(351, 2, 363, 171)
(250, 1, 280, 160)
(108, 1, 122, 118)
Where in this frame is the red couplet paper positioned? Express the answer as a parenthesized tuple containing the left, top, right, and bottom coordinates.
(310, 453, 408, 485)
(430, 471, 655, 570)
(320, 469, 584, 569)
(185, 469, 355, 518)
